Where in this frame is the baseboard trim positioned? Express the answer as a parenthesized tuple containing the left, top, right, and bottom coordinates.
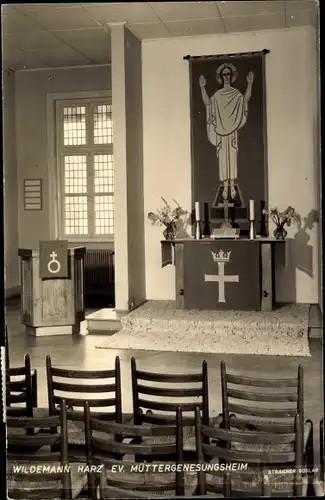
(308, 304, 323, 339)
(128, 299, 147, 313)
(115, 300, 146, 316)
(5, 286, 20, 299)
(309, 326, 323, 339)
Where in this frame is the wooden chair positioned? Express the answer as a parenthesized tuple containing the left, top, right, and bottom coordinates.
(131, 357, 212, 458)
(6, 353, 38, 418)
(220, 360, 304, 431)
(7, 399, 76, 499)
(46, 355, 122, 460)
(219, 361, 314, 474)
(84, 401, 185, 499)
(195, 407, 309, 497)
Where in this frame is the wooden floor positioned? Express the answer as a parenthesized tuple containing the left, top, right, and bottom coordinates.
(5, 297, 324, 462)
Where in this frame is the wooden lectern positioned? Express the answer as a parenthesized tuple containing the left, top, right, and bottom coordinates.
(18, 246, 86, 336)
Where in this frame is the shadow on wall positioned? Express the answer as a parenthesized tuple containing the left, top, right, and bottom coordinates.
(275, 209, 319, 303)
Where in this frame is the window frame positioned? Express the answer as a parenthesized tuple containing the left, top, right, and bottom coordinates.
(48, 91, 114, 242)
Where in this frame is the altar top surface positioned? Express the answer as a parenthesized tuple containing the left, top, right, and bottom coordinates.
(161, 237, 286, 243)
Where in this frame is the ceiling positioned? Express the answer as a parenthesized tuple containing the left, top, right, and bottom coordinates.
(1, 1, 317, 71)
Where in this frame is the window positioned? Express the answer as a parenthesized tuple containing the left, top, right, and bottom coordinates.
(56, 99, 114, 239)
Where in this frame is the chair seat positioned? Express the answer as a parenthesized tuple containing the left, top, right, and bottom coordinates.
(7, 463, 87, 499)
(66, 413, 134, 446)
(205, 474, 309, 496)
(138, 414, 222, 452)
(33, 408, 51, 418)
(230, 421, 312, 453)
(69, 427, 115, 446)
(7, 408, 50, 438)
(70, 462, 88, 498)
(103, 460, 197, 498)
(228, 415, 304, 430)
(102, 469, 182, 498)
(205, 459, 309, 496)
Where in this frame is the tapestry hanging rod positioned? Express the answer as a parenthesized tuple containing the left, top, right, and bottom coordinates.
(183, 49, 270, 61)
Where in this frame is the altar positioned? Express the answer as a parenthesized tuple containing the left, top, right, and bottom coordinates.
(161, 238, 285, 311)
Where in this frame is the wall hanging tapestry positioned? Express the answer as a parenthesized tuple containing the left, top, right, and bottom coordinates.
(186, 49, 269, 233)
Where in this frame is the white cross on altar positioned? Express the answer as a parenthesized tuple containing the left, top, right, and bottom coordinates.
(204, 261, 239, 303)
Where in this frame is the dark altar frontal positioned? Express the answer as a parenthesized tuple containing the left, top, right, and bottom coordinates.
(161, 238, 285, 311)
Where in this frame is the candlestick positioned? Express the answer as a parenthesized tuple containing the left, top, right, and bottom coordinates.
(195, 201, 200, 222)
(195, 220, 202, 239)
(249, 220, 256, 240)
(249, 199, 255, 221)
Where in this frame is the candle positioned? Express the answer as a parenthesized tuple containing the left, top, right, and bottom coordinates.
(249, 199, 255, 221)
(195, 201, 200, 221)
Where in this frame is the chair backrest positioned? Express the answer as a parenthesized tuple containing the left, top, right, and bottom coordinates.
(131, 357, 209, 426)
(220, 360, 304, 432)
(5, 325, 38, 410)
(5, 324, 10, 375)
(6, 354, 35, 417)
(46, 355, 122, 422)
(320, 419, 324, 480)
(195, 407, 306, 497)
(7, 399, 71, 499)
(84, 401, 184, 499)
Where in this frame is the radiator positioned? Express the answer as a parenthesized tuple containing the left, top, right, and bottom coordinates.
(84, 249, 115, 307)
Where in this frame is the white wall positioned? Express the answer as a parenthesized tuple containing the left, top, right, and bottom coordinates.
(142, 26, 319, 304)
(125, 27, 146, 308)
(3, 70, 19, 294)
(15, 65, 111, 250)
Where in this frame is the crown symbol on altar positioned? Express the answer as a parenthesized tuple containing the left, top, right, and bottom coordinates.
(211, 250, 231, 262)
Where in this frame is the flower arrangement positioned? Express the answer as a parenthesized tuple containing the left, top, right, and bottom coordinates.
(148, 198, 188, 240)
(266, 206, 301, 240)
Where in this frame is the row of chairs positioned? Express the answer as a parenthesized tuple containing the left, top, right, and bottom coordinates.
(7, 355, 310, 453)
(5, 326, 306, 430)
(5, 327, 322, 497)
(7, 399, 310, 499)
(8, 351, 304, 430)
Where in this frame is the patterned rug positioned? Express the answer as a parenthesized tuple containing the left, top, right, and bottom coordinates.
(95, 300, 311, 356)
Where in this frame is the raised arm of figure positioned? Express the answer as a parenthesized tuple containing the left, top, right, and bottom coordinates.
(199, 75, 210, 106)
(244, 71, 254, 103)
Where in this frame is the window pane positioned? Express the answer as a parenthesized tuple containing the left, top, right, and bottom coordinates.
(64, 156, 87, 194)
(63, 106, 86, 146)
(94, 154, 114, 193)
(64, 196, 88, 235)
(93, 104, 113, 145)
(95, 195, 114, 235)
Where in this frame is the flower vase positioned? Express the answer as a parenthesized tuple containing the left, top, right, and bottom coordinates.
(273, 225, 288, 240)
(163, 223, 177, 240)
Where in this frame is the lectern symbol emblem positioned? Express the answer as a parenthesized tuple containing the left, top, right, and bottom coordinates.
(47, 251, 61, 274)
(204, 250, 239, 303)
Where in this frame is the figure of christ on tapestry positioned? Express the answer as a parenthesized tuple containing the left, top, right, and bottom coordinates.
(199, 63, 254, 203)
(189, 52, 268, 228)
